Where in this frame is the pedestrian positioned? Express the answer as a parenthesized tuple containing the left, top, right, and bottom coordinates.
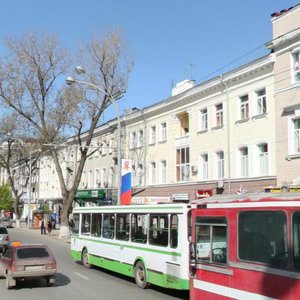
(40, 219, 46, 235)
(47, 220, 52, 236)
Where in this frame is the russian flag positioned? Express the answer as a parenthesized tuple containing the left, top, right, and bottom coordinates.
(121, 159, 132, 205)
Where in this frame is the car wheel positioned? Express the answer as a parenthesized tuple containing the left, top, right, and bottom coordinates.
(5, 276, 16, 289)
(134, 261, 147, 289)
(46, 276, 55, 286)
(82, 249, 91, 269)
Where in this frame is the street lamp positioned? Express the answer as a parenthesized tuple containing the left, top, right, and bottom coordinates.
(220, 75, 231, 195)
(66, 68, 122, 205)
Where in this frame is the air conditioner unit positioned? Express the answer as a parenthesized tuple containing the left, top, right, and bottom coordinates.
(216, 180, 224, 188)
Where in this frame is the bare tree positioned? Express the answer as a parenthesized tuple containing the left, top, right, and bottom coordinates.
(0, 114, 41, 227)
(0, 30, 133, 237)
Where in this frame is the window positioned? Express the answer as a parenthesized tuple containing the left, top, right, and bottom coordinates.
(116, 214, 130, 241)
(200, 153, 208, 180)
(103, 214, 115, 239)
(88, 170, 93, 187)
(256, 89, 267, 115)
(137, 129, 144, 147)
(82, 171, 86, 188)
(239, 211, 287, 267)
(294, 119, 300, 154)
(216, 151, 224, 179)
(161, 160, 167, 184)
(240, 147, 249, 177)
(108, 167, 114, 187)
(149, 126, 156, 144)
(150, 161, 156, 184)
(176, 147, 190, 182)
(195, 217, 227, 264)
(199, 108, 208, 131)
(17, 247, 50, 259)
(101, 168, 107, 187)
(91, 213, 102, 237)
(160, 122, 167, 142)
(215, 104, 223, 127)
(131, 132, 137, 149)
(292, 50, 300, 83)
(81, 213, 91, 235)
(95, 169, 100, 186)
(293, 212, 300, 268)
(72, 214, 79, 235)
(170, 214, 178, 248)
(240, 95, 249, 120)
(137, 164, 143, 186)
(258, 143, 268, 175)
(131, 214, 147, 244)
(149, 214, 168, 247)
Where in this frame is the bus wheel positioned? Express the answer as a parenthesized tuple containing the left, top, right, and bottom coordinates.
(134, 261, 147, 289)
(82, 249, 91, 269)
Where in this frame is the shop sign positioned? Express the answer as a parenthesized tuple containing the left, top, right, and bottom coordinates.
(195, 189, 213, 199)
(75, 189, 105, 199)
(172, 193, 189, 201)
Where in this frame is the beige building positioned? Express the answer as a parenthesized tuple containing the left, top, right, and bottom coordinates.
(267, 4, 300, 188)
(29, 4, 300, 210)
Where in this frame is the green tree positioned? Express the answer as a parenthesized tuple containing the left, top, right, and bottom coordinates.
(0, 184, 13, 212)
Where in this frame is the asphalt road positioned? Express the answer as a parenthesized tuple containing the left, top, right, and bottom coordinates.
(0, 226, 189, 300)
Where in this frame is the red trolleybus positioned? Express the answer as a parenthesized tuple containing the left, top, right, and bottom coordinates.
(189, 193, 300, 300)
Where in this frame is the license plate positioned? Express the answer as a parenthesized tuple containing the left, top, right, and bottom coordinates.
(25, 265, 44, 271)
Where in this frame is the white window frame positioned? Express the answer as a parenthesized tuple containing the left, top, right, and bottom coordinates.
(258, 143, 269, 175)
(176, 147, 190, 182)
(160, 122, 167, 142)
(137, 129, 144, 148)
(150, 161, 156, 184)
(239, 147, 249, 177)
(131, 131, 137, 149)
(215, 104, 223, 127)
(149, 126, 156, 144)
(160, 160, 167, 184)
(199, 108, 208, 131)
(292, 49, 300, 83)
(240, 95, 249, 120)
(216, 151, 224, 179)
(200, 153, 208, 180)
(256, 88, 267, 115)
(137, 164, 144, 186)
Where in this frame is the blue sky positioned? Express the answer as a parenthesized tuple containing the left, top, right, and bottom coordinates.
(0, 1, 298, 119)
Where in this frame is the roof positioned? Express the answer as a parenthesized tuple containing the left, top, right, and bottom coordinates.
(271, 4, 300, 18)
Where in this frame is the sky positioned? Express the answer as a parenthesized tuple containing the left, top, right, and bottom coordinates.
(0, 0, 298, 120)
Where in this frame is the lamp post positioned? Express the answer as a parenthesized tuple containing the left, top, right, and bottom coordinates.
(220, 75, 231, 195)
(66, 70, 122, 205)
(27, 150, 32, 228)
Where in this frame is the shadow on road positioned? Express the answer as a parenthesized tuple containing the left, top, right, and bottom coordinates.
(13, 272, 70, 289)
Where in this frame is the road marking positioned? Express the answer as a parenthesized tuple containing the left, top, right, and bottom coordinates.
(74, 272, 90, 280)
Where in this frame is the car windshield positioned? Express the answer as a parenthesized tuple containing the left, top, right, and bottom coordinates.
(17, 247, 50, 259)
(0, 227, 8, 234)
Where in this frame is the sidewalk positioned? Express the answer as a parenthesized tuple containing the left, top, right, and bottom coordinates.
(19, 222, 71, 243)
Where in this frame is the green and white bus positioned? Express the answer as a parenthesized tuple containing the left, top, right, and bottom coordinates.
(70, 203, 191, 290)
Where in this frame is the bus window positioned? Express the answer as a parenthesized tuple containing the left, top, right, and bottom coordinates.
(116, 214, 130, 241)
(103, 214, 115, 239)
(72, 214, 79, 235)
(81, 214, 91, 235)
(195, 217, 227, 264)
(293, 212, 300, 268)
(239, 211, 287, 267)
(131, 214, 147, 244)
(170, 214, 178, 248)
(149, 214, 168, 247)
(91, 213, 102, 237)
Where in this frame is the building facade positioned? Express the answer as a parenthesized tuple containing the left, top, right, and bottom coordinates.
(16, 4, 300, 214)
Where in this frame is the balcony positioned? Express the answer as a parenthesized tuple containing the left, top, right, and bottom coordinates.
(175, 135, 189, 148)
